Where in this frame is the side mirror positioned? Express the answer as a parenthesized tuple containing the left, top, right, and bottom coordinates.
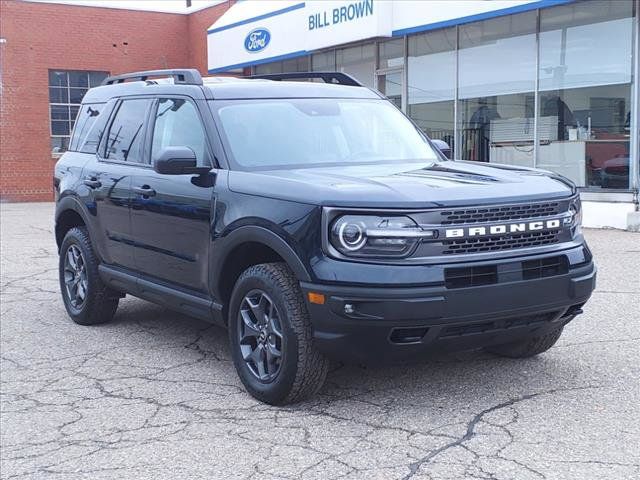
(154, 146, 210, 175)
(431, 139, 452, 159)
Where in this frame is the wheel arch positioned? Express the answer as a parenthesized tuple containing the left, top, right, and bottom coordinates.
(212, 226, 312, 314)
(55, 196, 92, 251)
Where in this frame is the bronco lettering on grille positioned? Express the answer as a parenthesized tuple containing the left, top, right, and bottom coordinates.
(445, 219, 561, 239)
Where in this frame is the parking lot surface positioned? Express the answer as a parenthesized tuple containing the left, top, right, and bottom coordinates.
(1, 202, 639, 480)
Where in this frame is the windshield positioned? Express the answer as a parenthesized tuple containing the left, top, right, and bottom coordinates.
(211, 98, 440, 170)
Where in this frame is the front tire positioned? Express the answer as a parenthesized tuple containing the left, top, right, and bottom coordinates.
(486, 326, 564, 358)
(58, 227, 119, 326)
(228, 263, 329, 405)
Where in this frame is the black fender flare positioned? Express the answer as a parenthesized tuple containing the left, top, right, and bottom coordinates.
(211, 225, 312, 286)
(54, 195, 95, 248)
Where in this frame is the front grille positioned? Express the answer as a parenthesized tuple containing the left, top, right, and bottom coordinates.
(445, 265, 498, 289)
(407, 197, 575, 258)
(442, 230, 560, 255)
(522, 256, 568, 280)
(444, 255, 567, 289)
(440, 202, 562, 225)
(439, 311, 560, 339)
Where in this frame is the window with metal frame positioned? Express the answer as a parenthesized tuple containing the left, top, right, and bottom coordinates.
(48, 70, 108, 155)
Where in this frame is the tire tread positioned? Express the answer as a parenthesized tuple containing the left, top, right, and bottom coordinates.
(233, 263, 329, 404)
(59, 226, 119, 325)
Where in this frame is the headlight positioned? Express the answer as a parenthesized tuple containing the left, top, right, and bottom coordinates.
(564, 197, 582, 236)
(564, 197, 582, 225)
(329, 215, 436, 258)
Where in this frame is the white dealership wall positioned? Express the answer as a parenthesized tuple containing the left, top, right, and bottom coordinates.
(207, 0, 551, 72)
(207, 0, 640, 230)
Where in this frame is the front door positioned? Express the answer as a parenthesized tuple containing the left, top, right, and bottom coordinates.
(130, 97, 216, 294)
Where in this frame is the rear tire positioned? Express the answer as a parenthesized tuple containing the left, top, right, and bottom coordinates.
(59, 227, 119, 326)
(228, 263, 329, 405)
(486, 326, 564, 358)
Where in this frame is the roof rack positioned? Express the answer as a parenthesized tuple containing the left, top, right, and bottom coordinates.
(250, 71, 362, 87)
(101, 69, 203, 86)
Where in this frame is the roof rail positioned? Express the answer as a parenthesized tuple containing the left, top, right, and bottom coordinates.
(101, 69, 203, 86)
(250, 71, 362, 87)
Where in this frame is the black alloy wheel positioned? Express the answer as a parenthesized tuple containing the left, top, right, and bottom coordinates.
(58, 226, 119, 325)
(228, 263, 329, 405)
(63, 244, 88, 309)
(238, 290, 284, 382)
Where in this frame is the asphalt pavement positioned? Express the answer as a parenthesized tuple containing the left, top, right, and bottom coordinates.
(1, 202, 639, 479)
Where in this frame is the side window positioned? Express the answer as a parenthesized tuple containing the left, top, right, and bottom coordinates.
(152, 98, 208, 164)
(104, 99, 152, 163)
(69, 103, 106, 154)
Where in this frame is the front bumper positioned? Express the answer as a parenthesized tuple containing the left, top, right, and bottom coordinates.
(301, 245, 596, 363)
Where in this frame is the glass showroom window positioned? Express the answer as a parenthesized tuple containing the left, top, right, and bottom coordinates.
(311, 50, 336, 72)
(49, 70, 108, 155)
(457, 12, 537, 164)
(537, 1, 635, 189)
(335, 43, 376, 88)
(253, 56, 310, 75)
(253, 62, 283, 75)
(377, 38, 405, 109)
(407, 27, 456, 155)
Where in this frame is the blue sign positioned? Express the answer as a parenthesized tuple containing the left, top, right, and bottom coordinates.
(244, 28, 271, 53)
(309, 0, 374, 31)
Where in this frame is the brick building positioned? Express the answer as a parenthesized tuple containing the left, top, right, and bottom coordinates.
(0, 0, 233, 202)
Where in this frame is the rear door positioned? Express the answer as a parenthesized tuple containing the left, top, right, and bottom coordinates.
(82, 98, 154, 269)
(130, 97, 216, 294)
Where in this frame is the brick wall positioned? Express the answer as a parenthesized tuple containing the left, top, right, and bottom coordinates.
(188, 1, 234, 74)
(0, 0, 232, 202)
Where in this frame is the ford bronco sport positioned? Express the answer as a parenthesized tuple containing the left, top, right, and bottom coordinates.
(54, 69, 596, 405)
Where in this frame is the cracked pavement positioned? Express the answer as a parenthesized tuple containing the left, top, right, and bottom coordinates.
(1, 202, 639, 479)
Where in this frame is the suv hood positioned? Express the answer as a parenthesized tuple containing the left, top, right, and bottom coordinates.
(228, 161, 575, 208)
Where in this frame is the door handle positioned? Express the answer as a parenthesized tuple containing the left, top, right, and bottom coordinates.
(83, 177, 101, 188)
(133, 185, 156, 197)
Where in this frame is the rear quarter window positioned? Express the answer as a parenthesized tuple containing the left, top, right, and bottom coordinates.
(69, 103, 108, 154)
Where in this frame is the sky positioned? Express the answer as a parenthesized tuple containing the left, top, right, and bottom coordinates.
(25, 0, 227, 14)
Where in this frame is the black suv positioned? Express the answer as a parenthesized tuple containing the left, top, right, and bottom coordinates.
(54, 69, 596, 404)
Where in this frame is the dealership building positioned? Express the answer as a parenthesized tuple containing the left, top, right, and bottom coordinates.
(1, 0, 639, 230)
(207, 0, 640, 230)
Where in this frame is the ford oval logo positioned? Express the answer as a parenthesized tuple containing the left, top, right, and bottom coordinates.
(244, 28, 270, 53)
